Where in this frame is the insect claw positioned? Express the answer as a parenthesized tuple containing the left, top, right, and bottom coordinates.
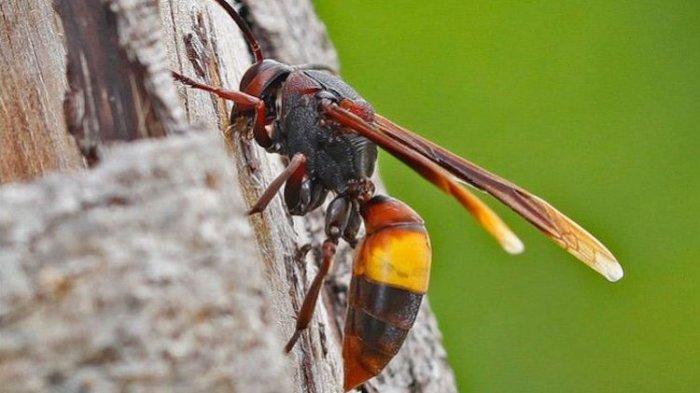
(294, 243, 313, 262)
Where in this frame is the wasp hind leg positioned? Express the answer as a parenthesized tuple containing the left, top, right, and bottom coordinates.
(285, 196, 355, 352)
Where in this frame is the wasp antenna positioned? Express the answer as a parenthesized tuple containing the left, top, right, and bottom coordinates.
(211, 0, 264, 63)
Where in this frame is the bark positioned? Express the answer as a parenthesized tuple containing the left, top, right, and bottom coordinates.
(0, 1, 457, 392)
(0, 1, 83, 182)
(55, 0, 188, 164)
(0, 134, 293, 393)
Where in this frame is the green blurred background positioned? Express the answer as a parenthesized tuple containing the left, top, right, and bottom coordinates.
(314, 1, 699, 392)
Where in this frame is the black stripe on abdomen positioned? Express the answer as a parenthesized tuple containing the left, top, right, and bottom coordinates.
(345, 305, 408, 357)
(348, 275, 424, 330)
(343, 276, 425, 390)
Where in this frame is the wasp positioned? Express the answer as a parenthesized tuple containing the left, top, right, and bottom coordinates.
(172, 1, 623, 390)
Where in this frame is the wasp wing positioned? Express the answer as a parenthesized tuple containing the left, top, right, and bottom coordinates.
(323, 102, 523, 254)
(324, 101, 622, 282)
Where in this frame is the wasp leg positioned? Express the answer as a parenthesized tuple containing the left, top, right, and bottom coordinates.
(171, 71, 275, 171)
(285, 196, 352, 352)
(294, 243, 313, 264)
(342, 202, 362, 248)
(171, 70, 258, 107)
(284, 174, 311, 216)
(248, 153, 306, 215)
(285, 177, 328, 216)
(285, 239, 337, 352)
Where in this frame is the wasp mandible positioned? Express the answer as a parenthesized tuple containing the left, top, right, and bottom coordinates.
(172, 1, 623, 390)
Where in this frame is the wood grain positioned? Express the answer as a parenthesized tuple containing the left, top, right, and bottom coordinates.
(0, 1, 83, 182)
(55, 0, 187, 164)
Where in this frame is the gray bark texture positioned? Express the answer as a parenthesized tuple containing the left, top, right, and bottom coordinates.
(0, 135, 293, 393)
(0, 0, 458, 392)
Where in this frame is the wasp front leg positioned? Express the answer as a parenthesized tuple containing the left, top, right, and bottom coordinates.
(284, 176, 328, 216)
(343, 195, 431, 392)
(171, 71, 275, 172)
(247, 153, 306, 215)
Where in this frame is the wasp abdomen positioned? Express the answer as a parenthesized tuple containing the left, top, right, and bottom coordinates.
(343, 196, 431, 391)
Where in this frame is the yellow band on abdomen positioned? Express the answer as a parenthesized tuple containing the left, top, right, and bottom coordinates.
(354, 227, 431, 294)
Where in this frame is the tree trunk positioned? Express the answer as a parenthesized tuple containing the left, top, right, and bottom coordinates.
(0, 1, 458, 392)
(0, 1, 83, 181)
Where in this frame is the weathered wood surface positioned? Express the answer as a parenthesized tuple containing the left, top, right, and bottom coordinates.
(0, 1, 83, 182)
(0, 0, 458, 392)
(55, 0, 188, 164)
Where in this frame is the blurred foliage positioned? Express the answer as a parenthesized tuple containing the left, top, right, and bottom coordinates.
(314, 1, 700, 392)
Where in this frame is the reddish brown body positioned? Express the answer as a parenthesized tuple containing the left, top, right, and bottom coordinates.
(344, 196, 431, 390)
(174, 1, 622, 391)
